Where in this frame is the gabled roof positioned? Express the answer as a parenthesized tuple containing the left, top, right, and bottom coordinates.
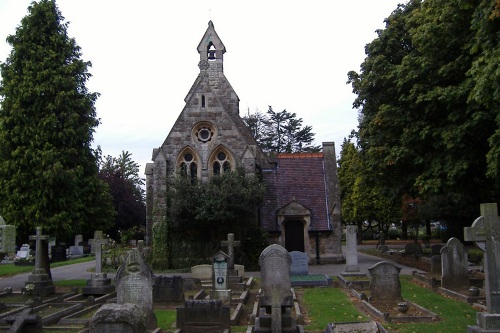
(260, 153, 331, 232)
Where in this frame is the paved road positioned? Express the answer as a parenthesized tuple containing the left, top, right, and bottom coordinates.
(0, 244, 423, 291)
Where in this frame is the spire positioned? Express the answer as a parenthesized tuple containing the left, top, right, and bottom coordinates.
(197, 21, 226, 72)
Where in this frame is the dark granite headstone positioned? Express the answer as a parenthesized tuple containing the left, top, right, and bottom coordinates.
(404, 242, 423, 255)
(176, 299, 230, 333)
(50, 245, 66, 262)
(153, 275, 184, 302)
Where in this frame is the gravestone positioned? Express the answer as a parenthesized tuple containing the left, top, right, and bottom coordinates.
(191, 264, 213, 281)
(440, 237, 469, 290)
(83, 237, 114, 295)
(404, 242, 423, 255)
(0, 216, 16, 261)
(25, 227, 55, 296)
(74, 234, 83, 246)
(16, 244, 30, 259)
(89, 303, 148, 333)
(464, 203, 500, 333)
(212, 251, 231, 305)
(116, 249, 157, 330)
(257, 244, 295, 333)
(50, 243, 66, 262)
(368, 261, 402, 302)
(176, 299, 230, 333)
(212, 251, 229, 290)
(430, 244, 444, 276)
(290, 251, 309, 275)
(68, 245, 84, 257)
(343, 225, 360, 273)
(153, 275, 184, 302)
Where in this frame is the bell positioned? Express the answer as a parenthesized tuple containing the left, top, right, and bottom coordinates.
(208, 50, 216, 60)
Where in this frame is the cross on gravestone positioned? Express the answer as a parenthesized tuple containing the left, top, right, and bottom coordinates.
(94, 238, 109, 274)
(29, 227, 49, 273)
(221, 233, 240, 270)
(464, 203, 500, 314)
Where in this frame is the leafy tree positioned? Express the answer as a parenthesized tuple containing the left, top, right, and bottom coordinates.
(348, 0, 499, 238)
(166, 168, 266, 268)
(98, 150, 146, 242)
(0, 0, 114, 242)
(243, 106, 321, 153)
(338, 137, 400, 242)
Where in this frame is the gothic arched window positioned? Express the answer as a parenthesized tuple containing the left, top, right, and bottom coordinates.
(177, 150, 199, 183)
(210, 148, 233, 176)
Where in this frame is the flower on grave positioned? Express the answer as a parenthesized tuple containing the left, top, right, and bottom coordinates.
(25, 284, 35, 295)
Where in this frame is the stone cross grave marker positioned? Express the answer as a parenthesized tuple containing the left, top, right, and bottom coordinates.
(221, 233, 240, 270)
(29, 227, 49, 274)
(344, 225, 360, 273)
(26, 227, 55, 295)
(74, 234, 83, 246)
(440, 237, 469, 290)
(368, 261, 402, 302)
(94, 238, 108, 274)
(464, 203, 500, 333)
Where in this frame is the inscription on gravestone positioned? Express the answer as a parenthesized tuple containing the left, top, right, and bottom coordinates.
(368, 261, 402, 302)
(289, 251, 309, 275)
(212, 251, 229, 290)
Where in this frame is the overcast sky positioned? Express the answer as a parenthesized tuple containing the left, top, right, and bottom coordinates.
(0, 1, 403, 174)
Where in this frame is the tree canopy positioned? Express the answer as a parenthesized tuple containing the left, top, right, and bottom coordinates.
(98, 150, 146, 241)
(346, 0, 500, 238)
(0, 0, 114, 241)
(243, 106, 321, 153)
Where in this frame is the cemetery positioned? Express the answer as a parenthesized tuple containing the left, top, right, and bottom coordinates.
(0, 217, 495, 332)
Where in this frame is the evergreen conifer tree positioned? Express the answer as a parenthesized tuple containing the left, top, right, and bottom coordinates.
(0, 0, 114, 241)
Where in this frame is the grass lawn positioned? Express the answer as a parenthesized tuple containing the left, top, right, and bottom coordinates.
(302, 275, 477, 333)
(0, 256, 94, 277)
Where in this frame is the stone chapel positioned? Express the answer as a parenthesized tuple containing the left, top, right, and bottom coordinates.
(145, 21, 343, 264)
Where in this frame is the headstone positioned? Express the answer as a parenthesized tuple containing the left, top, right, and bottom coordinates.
(221, 233, 240, 270)
(289, 251, 309, 275)
(464, 203, 500, 332)
(68, 245, 84, 257)
(74, 234, 83, 246)
(258, 244, 294, 333)
(344, 225, 360, 273)
(25, 227, 55, 296)
(16, 244, 30, 259)
(115, 249, 157, 330)
(153, 275, 184, 302)
(191, 264, 213, 281)
(368, 261, 402, 302)
(50, 244, 66, 262)
(431, 244, 444, 255)
(89, 303, 148, 333)
(440, 237, 469, 290)
(0, 217, 16, 259)
(404, 242, 423, 255)
(176, 299, 230, 333)
(212, 251, 229, 290)
(83, 237, 114, 295)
